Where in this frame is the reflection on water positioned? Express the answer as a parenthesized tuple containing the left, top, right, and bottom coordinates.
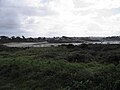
(3, 41, 120, 47)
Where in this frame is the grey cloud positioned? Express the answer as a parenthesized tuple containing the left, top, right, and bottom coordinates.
(112, 7, 120, 14)
(0, 28, 28, 36)
(40, 0, 49, 4)
(0, 0, 25, 36)
(73, 0, 93, 8)
(0, 8, 20, 29)
(0, 1, 55, 17)
(21, 7, 55, 16)
(0, 0, 55, 36)
(0, 0, 120, 37)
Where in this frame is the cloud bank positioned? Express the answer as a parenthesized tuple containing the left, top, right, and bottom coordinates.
(0, 0, 120, 37)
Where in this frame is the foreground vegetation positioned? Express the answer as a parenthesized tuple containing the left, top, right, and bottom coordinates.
(0, 44, 120, 90)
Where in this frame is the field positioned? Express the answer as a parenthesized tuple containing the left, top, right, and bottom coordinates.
(0, 44, 120, 90)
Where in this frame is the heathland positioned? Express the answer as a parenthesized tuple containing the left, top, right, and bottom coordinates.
(0, 43, 120, 90)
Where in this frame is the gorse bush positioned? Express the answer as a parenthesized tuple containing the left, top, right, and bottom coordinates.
(66, 51, 94, 63)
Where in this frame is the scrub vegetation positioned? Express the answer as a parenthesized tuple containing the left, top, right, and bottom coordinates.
(0, 44, 120, 90)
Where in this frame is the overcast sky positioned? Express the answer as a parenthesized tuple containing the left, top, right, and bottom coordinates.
(0, 0, 120, 37)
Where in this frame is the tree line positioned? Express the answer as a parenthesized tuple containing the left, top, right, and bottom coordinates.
(0, 36, 47, 43)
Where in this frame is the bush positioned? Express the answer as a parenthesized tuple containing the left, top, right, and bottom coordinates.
(113, 80, 120, 90)
(98, 52, 120, 65)
(66, 51, 94, 63)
